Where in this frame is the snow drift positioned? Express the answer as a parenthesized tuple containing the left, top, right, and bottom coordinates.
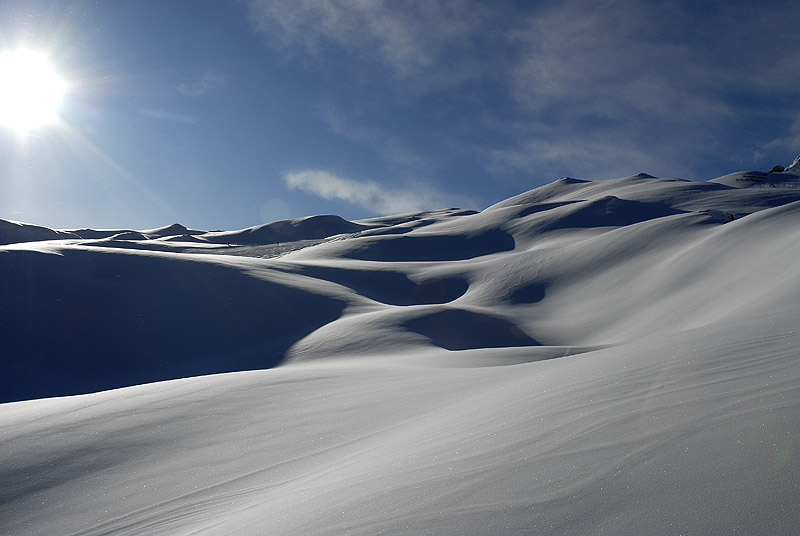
(2, 167, 800, 535)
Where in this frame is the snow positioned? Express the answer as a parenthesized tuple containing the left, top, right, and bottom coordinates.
(201, 214, 368, 245)
(2, 168, 800, 535)
(139, 222, 204, 238)
(787, 154, 800, 173)
(0, 217, 79, 244)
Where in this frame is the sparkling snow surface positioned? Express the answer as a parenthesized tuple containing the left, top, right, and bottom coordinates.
(2, 172, 800, 535)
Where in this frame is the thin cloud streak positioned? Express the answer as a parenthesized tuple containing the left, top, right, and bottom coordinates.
(757, 115, 800, 162)
(245, 0, 497, 85)
(499, 1, 800, 177)
(284, 169, 475, 215)
(316, 104, 426, 170)
(482, 135, 682, 184)
(249, 0, 800, 191)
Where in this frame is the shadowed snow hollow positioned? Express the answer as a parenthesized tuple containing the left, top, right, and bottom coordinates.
(0, 246, 346, 402)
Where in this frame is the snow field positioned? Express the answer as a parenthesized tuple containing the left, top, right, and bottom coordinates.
(2, 171, 800, 534)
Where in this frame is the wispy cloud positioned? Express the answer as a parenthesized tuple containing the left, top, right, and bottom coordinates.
(482, 134, 684, 183)
(316, 104, 426, 170)
(284, 169, 475, 214)
(756, 114, 800, 162)
(248, 0, 800, 186)
(177, 71, 227, 97)
(245, 0, 495, 84)
(500, 1, 800, 176)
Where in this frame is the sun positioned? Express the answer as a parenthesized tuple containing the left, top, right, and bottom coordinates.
(0, 48, 67, 135)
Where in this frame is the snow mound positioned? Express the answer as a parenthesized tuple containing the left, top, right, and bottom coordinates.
(140, 222, 204, 238)
(202, 214, 367, 245)
(487, 176, 592, 209)
(158, 233, 208, 243)
(68, 228, 136, 239)
(108, 230, 148, 240)
(0, 218, 79, 245)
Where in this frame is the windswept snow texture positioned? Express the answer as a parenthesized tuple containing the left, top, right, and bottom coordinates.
(2, 172, 800, 535)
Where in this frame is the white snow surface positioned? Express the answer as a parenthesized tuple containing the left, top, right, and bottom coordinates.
(2, 172, 800, 535)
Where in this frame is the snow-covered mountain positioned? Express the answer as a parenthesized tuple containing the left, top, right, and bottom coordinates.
(2, 167, 800, 535)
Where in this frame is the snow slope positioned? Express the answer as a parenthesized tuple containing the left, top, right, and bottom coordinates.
(2, 171, 800, 535)
(0, 218, 79, 245)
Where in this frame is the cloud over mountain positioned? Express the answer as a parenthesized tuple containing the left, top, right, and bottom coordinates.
(283, 168, 474, 214)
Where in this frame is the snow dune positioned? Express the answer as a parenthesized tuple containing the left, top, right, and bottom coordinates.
(2, 169, 800, 535)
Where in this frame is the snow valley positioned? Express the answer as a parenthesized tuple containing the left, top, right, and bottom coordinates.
(2, 166, 800, 535)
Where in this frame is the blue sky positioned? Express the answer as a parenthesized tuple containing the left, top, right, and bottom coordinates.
(1, 0, 799, 230)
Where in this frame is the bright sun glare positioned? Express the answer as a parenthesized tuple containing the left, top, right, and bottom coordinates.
(0, 48, 66, 135)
